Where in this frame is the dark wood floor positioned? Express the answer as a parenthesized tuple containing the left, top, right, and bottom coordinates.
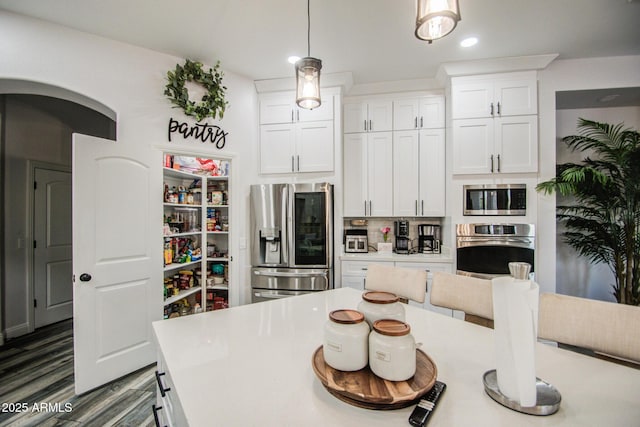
(0, 320, 156, 427)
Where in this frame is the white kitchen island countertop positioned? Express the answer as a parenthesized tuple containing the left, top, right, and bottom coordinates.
(340, 251, 453, 263)
(152, 288, 640, 426)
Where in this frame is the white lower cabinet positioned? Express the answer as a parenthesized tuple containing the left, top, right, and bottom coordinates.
(340, 260, 453, 316)
(153, 353, 187, 427)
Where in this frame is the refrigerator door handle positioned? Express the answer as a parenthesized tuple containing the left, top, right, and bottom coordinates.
(281, 185, 289, 263)
(254, 292, 289, 300)
(253, 270, 328, 278)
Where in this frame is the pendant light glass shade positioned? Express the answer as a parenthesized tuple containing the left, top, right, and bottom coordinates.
(415, 0, 461, 43)
(295, 0, 322, 109)
(295, 57, 322, 110)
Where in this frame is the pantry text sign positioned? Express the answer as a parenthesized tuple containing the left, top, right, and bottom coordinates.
(168, 118, 228, 149)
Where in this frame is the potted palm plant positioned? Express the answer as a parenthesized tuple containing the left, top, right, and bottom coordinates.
(536, 118, 640, 306)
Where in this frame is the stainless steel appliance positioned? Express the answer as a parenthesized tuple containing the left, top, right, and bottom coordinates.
(250, 183, 333, 302)
(418, 224, 441, 254)
(345, 229, 368, 253)
(394, 220, 410, 254)
(464, 184, 526, 216)
(456, 223, 534, 279)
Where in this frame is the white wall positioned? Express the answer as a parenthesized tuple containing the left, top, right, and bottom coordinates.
(555, 106, 640, 301)
(0, 10, 260, 337)
(537, 56, 640, 297)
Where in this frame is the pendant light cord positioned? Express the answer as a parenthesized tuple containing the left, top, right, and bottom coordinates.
(307, 0, 311, 57)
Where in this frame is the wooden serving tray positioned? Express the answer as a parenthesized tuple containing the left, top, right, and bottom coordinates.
(311, 346, 437, 410)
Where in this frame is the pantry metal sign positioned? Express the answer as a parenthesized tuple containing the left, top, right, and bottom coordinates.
(168, 117, 228, 149)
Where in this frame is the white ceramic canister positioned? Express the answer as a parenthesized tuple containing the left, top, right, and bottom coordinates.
(323, 309, 370, 371)
(357, 291, 405, 327)
(369, 319, 417, 381)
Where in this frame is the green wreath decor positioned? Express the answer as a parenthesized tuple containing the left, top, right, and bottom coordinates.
(164, 59, 228, 122)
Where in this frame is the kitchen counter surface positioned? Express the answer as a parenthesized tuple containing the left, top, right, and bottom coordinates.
(340, 250, 453, 263)
(152, 288, 640, 426)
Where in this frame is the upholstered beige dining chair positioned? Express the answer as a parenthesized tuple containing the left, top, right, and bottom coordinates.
(538, 293, 640, 366)
(364, 263, 427, 303)
(430, 271, 494, 328)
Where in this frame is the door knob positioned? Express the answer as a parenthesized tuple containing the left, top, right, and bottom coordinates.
(79, 273, 92, 282)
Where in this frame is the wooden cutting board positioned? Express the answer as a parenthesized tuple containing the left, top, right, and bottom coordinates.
(311, 346, 437, 410)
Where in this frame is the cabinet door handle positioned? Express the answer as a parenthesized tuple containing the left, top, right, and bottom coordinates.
(496, 102, 501, 116)
(490, 155, 494, 173)
(420, 116, 424, 128)
(291, 156, 295, 172)
(152, 405, 166, 427)
(369, 120, 373, 131)
(497, 154, 501, 172)
(415, 200, 418, 216)
(490, 103, 494, 116)
(422, 200, 424, 216)
(364, 200, 367, 216)
(297, 110, 300, 121)
(155, 371, 171, 398)
(364, 120, 368, 132)
(297, 155, 300, 171)
(369, 200, 372, 215)
(291, 109, 294, 123)
(414, 117, 418, 129)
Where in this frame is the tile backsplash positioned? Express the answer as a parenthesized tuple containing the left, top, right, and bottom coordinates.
(343, 218, 442, 253)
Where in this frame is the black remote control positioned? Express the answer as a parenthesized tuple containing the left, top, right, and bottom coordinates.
(408, 381, 446, 427)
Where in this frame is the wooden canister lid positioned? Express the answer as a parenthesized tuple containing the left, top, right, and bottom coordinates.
(372, 319, 411, 336)
(329, 309, 365, 324)
(362, 291, 400, 304)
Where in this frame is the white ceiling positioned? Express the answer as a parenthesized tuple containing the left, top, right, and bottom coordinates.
(1, 0, 639, 85)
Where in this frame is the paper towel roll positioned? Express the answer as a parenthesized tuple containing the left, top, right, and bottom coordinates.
(491, 276, 540, 407)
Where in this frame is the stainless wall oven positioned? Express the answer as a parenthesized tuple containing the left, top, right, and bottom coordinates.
(456, 223, 534, 279)
(464, 184, 526, 216)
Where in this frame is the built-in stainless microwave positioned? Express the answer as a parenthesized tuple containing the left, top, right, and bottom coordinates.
(463, 184, 526, 216)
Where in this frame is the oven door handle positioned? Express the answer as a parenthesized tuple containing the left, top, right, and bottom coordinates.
(253, 270, 327, 278)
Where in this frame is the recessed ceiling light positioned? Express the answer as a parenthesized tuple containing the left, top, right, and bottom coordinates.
(288, 56, 301, 64)
(460, 37, 478, 48)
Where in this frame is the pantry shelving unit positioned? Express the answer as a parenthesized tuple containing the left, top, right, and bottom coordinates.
(163, 155, 230, 318)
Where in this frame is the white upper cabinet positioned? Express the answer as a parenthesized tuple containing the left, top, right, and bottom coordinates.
(451, 72, 537, 119)
(344, 100, 393, 133)
(393, 129, 445, 216)
(452, 116, 538, 175)
(260, 91, 333, 124)
(343, 132, 393, 217)
(393, 96, 445, 130)
(259, 91, 335, 174)
(260, 121, 333, 174)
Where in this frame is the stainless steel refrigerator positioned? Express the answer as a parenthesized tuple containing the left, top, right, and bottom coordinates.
(250, 183, 333, 302)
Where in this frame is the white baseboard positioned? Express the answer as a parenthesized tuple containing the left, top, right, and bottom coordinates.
(4, 323, 31, 339)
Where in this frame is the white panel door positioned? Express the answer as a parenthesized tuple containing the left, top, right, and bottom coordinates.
(34, 167, 72, 327)
(452, 118, 494, 175)
(260, 124, 296, 174)
(297, 121, 333, 172)
(343, 134, 368, 216)
(495, 115, 538, 173)
(392, 98, 420, 130)
(343, 102, 367, 133)
(73, 134, 161, 394)
(393, 130, 419, 216)
(419, 129, 446, 217)
(451, 82, 493, 119)
(419, 96, 445, 129)
(367, 132, 393, 216)
(297, 94, 334, 122)
(259, 94, 294, 124)
(494, 78, 537, 116)
(367, 100, 393, 132)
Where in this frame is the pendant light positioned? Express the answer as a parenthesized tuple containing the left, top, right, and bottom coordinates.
(295, 0, 322, 109)
(415, 0, 461, 43)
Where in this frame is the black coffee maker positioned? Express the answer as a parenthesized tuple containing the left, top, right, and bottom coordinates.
(394, 220, 410, 254)
(418, 224, 441, 254)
